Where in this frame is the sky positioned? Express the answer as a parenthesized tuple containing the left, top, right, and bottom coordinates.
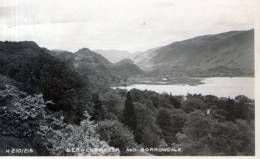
(0, 0, 255, 52)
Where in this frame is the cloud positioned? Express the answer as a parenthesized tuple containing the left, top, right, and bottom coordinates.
(0, 0, 254, 52)
(0, 6, 11, 18)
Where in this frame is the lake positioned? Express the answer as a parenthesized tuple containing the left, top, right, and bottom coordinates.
(113, 77, 254, 99)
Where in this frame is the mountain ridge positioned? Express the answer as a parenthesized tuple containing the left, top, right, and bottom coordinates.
(133, 29, 254, 77)
(112, 58, 143, 77)
(94, 49, 132, 63)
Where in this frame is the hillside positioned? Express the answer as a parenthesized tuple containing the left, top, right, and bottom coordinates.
(0, 40, 255, 156)
(52, 48, 144, 88)
(51, 48, 116, 91)
(133, 30, 254, 77)
(74, 48, 113, 76)
(0, 41, 92, 122)
(95, 49, 132, 63)
(112, 58, 143, 77)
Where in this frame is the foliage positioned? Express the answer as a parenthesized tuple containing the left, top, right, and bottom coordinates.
(182, 97, 207, 113)
(96, 120, 137, 153)
(0, 84, 118, 156)
(0, 41, 255, 156)
(37, 112, 119, 156)
(178, 109, 255, 156)
(208, 119, 254, 155)
(100, 90, 125, 121)
(123, 92, 137, 133)
(0, 42, 92, 123)
(135, 102, 162, 147)
(184, 110, 213, 140)
(0, 84, 46, 138)
(157, 108, 186, 145)
(157, 108, 176, 145)
(120, 89, 255, 156)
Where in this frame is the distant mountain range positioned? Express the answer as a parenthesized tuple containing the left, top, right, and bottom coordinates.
(0, 41, 143, 93)
(0, 29, 254, 86)
(132, 29, 254, 77)
(94, 49, 132, 63)
(112, 58, 143, 77)
(52, 48, 143, 88)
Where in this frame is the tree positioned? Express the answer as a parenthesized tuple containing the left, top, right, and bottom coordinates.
(169, 95, 182, 108)
(0, 84, 47, 140)
(96, 120, 137, 153)
(203, 95, 219, 106)
(184, 110, 212, 140)
(39, 60, 90, 123)
(179, 110, 213, 155)
(170, 109, 187, 140)
(100, 90, 125, 121)
(0, 42, 92, 123)
(37, 112, 119, 156)
(123, 92, 137, 134)
(0, 84, 118, 156)
(208, 119, 254, 155)
(157, 108, 186, 145)
(216, 98, 253, 121)
(0, 84, 51, 155)
(92, 94, 105, 121)
(234, 119, 254, 155)
(135, 103, 162, 147)
(157, 108, 175, 145)
(182, 97, 207, 113)
(235, 95, 250, 104)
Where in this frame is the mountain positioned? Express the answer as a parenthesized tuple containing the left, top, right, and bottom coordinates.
(133, 30, 254, 77)
(74, 48, 115, 87)
(0, 41, 55, 85)
(94, 49, 132, 63)
(51, 48, 116, 90)
(52, 48, 143, 88)
(74, 48, 112, 72)
(115, 58, 134, 65)
(112, 58, 143, 77)
(50, 49, 75, 65)
(0, 41, 92, 121)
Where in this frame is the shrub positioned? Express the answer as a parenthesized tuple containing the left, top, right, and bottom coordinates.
(0, 84, 118, 156)
(37, 112, 119, 156)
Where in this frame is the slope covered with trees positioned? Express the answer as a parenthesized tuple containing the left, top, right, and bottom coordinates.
(52, 48, 143, 91)
(0, 41, 91, 123)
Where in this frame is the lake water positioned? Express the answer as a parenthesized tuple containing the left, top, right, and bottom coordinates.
(113, 77, 254, 99)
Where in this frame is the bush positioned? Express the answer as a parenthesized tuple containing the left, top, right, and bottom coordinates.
(37, 112, 119, 156)
(0, 84, 46, 139)
(0, 84, 118, 156)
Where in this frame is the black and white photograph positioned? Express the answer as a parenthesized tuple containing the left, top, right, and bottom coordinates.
(0, 0, 257, 156)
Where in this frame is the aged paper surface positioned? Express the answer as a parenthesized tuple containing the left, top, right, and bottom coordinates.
(0, 0, 259, 158)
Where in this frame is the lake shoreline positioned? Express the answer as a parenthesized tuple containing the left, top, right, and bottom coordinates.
(112, 77, 254, 99)
(113, 76, 254, 87)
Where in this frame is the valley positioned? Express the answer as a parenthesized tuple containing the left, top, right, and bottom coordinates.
(0, 29, 255, 156)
